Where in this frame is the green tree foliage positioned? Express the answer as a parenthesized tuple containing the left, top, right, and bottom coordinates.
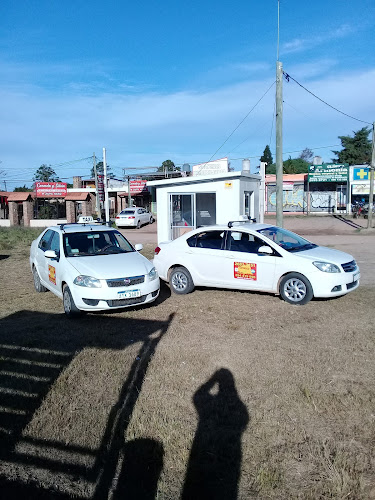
(266, 157, 309, 175)
(157, 160, 180, 172)
(33, 164, 60, 182)
(260, 145, 273, 166)
(14, 185, 33, 192)
(299, 147, 314, 163)
(90, 161, 114, 179)
(332, 127, 371, 165)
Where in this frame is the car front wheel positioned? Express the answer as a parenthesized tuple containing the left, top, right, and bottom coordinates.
(169, 266, 195, 294)
(63, 285, 82, 318)
(279, 273, 313, 305)
(33, 266, 47, 292)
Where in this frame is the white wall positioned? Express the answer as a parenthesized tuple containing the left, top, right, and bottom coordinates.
(0, 220, 10, 227)
(30, 219, 67, 227)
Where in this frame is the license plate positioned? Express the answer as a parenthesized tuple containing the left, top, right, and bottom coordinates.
(353, 272, 360, 282)
(117, 289, 141, 299)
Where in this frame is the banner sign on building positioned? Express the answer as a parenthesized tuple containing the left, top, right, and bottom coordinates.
(35, 182, 67, 198)
(130, 180, 148, 194)
(353, 167, 369, 181)
(97, 175, 105, 202)
(308, 164, 348, 183)
(192, 157, 229, 176)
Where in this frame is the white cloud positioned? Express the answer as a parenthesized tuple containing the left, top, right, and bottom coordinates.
(282, 24, 353, 54)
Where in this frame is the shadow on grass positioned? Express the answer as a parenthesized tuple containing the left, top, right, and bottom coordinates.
(0, 310, 174, 499)
(182, 368, 249, 500)
(0, 254, 9, 260)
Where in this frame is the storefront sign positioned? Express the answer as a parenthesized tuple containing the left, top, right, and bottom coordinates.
(352, 183, 375, 195)
(192, 157, 229, 176)
(353, 167, 369, 180)
(97, 174, 105, 202)
(308, 164, 348, 182)
(35, 182, 67, 198)
(130, 180, 148, 194)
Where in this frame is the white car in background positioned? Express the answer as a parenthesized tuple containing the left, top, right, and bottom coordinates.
(153, 222, 360, 305)
(116, 207, 154, 229)
(30, 224, 159, 317)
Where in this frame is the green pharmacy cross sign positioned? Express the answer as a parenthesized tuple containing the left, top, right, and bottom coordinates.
(308, 164, 349, 183)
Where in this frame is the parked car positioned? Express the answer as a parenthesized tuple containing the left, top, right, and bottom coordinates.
(116, 207, 154, 229)
(153, 222, 360, 305)
(30, 224, 159, 317)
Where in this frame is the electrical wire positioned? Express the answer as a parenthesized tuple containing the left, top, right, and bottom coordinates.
(283, 71, 372, 125)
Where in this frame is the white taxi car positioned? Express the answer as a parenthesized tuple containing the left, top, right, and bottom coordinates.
(30, 224, 160, 317)
(115, 207, 154, 229)
(153, 222, 360, 305)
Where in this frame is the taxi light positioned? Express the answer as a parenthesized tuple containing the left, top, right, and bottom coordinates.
(154, 246, 161, 255)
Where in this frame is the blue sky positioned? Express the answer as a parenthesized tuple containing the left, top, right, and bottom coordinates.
(0, 0, 374, 189)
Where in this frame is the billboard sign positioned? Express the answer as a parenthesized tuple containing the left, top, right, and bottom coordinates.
(308, 164, 348, 183)
(130, 180, 148, 194)
(97, 175, 105, 202)
(192, 157, 229, 176)
(35, 182, 67, 198)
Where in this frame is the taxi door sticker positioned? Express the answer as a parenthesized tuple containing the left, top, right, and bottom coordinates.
(48, 265, 56, 285)
(234, 262, 257, 281)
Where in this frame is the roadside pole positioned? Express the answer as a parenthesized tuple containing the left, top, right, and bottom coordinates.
(127, 176, 131, 208)
(367, 122, 375, 229)
(259, 162, 266, 223)
(103, 147, 110, 224)
(93, 153, 100, 217)
(276, 60, 283, 228)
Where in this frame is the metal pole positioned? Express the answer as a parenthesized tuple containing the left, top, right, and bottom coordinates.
(103, 147, 110, 224)
(127, 176, 131, 208)
(93, 153, 100, 218)
(367, 122, 375, 229)
(276, 60, 283, 227)
(259, 162, 266, 223)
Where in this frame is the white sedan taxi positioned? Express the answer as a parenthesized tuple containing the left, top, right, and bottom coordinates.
(30, 224, 160, 317)
(153, 222, 360, 305)
(115, 207, 154, 229)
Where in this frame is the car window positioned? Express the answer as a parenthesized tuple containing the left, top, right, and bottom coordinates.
(122, 210, 135, 215)
(49, 231, 60, 255)
(38, 229, 54, 251)
(257, 226, 317, 252)
(193, 230, 225, 250)
(64, 231, 134, 256)
(228, 231, 266, 253)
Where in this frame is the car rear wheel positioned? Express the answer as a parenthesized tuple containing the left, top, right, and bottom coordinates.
(279, 273, 313, 305)
(63, 285, 82, 318)
(150, 216, 154, 224)
(169, 266, 195, 294)
(136, 220, 141, 229)
(33, 266, 47, 292)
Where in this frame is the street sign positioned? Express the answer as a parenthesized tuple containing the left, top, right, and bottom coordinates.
(308, 164, 348, 183)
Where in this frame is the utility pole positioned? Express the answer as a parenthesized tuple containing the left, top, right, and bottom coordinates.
(276, 60, 284, 228)
(93, 153, 100, 217)
(127, 176, 131, 208)
(367, 122, 375, 229)
(103, 147, 110, 225)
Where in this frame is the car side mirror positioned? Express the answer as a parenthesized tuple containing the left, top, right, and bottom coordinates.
(134, 243, 143, 251)
(44, 250, 58, 259)
(258, 245, 273, 255)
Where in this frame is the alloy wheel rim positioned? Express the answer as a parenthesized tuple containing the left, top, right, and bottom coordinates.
(284, 278, 306, 302)
(172, 272, 188, 291)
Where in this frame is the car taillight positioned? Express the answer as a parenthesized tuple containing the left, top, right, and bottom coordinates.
(116, 216, 120, 219)
(128, 216, 135, 219)
(154, 246, 161, 255)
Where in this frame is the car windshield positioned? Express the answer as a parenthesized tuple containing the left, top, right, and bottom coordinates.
(63, 231, 134, 257)
(257, 226, 317, 252)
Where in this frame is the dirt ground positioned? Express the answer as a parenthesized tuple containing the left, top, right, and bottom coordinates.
(0, 217, 374, 499)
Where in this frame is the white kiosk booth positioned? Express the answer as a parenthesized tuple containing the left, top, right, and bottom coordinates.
(148, 170, 261, 243)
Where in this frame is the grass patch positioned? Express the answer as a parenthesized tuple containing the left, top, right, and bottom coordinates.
(0, 227, 45, 251)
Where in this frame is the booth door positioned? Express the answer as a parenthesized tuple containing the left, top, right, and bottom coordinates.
(170, 194, 195, 240)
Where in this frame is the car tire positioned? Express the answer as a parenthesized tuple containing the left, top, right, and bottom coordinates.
(150, 216, 154, 224)
(63, 285, 82, 318)
(279, 273, 313, 305)
(169, 266, 195, 294)
(33, 266, 47, 293)
(136, 220, 141, 229)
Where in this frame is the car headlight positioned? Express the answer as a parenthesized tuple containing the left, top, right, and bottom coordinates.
(313, 261, 341, 273)
(73, 275, 102, 287)
(148, 267, 158, 281)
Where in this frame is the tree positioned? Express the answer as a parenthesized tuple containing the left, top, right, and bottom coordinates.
(332, 127, 371, 165)
(33, 164, 60, 182)
(157, 160, 180, 172)
(266, 157, 309, 175)
(260, 145, 273, 166)
(90, 161, 114, 179)
(14, 185, 33, 192)
(299, 147, 314, 163)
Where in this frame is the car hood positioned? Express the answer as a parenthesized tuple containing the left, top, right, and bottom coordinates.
(67, 252, 152, 279)
(294, 245, 354, 264)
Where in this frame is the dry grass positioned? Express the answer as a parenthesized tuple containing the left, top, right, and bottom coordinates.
(0, 238, 374, 499)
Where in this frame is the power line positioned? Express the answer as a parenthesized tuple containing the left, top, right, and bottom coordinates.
(283, 71, 372, 125)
